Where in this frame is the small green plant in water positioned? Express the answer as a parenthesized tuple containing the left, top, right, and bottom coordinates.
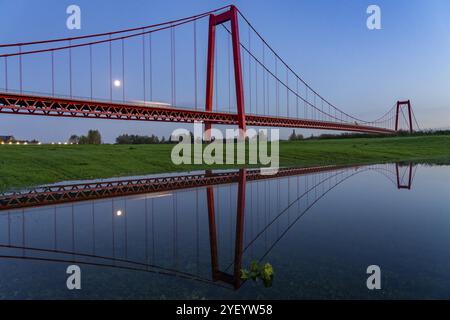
(240, 261, 274, 288)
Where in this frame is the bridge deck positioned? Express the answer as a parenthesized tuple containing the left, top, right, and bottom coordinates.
(0, 92, 395, 134)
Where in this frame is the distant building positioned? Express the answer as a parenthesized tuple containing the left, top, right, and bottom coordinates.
(0, 135, 14, 143)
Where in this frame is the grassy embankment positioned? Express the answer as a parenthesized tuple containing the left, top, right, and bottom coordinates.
(0, 135, 449, 191)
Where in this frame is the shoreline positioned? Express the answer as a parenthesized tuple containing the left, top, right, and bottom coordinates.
(0, 135, 449, 192)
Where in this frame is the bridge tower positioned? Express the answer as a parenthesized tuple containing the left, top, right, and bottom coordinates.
(207, 169, 246, 289)
(204, 5, 246, 139)
(395, 163, 413, 190)
(395, 100, 413, 133)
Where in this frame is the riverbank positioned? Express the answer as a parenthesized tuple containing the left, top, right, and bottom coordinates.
(0, 135, 449, 191)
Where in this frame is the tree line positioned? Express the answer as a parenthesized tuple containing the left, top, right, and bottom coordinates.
(69, 130, 102, 144)
(69, 128, 446, 145)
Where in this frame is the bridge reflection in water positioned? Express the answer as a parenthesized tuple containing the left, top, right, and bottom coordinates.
(0, 163, 416, 290)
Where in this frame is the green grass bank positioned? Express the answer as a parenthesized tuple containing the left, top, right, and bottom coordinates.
(0, 135, 449, 191)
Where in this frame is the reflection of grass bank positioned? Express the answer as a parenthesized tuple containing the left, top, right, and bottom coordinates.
(0, 135, 449, 191)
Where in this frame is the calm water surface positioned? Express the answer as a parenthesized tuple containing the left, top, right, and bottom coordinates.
(0, 163, 449, 299)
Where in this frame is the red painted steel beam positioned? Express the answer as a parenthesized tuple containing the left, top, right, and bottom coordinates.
(208, 168, 246, 289)
(395, 163, 413, 190)
(0, 165, 359, 211)
(206, 183, 219, 280)
(407, 101, 413, 133)
(204, 5, 246, 138)
(204, 15, 216, 140)
(229, 5, 246, 133)
(395, 102, 400, 131)
(0, 92, 395, 134)
(233, 168, 246, 289)
(395, 100, 413, 133)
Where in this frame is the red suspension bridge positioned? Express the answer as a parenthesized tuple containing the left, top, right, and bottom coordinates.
(0, 5, 420, 134)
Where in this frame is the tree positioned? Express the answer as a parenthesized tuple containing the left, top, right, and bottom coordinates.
(78, 136, 89, 144)
(289, 130, 297, 141)
(116, 134, 166, 144)
(68, 134, 80, 144)
(87, 130, 101, 144)
(116, 134, 132, 144)
(289, 130, 303, 141)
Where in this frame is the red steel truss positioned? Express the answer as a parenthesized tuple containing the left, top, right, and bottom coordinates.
(0, 92, 395, 134)
(0, 165, 357, 211)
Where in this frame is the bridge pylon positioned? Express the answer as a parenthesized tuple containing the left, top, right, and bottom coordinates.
(204, 5, 246, 140)
(396, 163, 413, 190)
(207, 169, 246, 289)
(395, 100, 413, 133)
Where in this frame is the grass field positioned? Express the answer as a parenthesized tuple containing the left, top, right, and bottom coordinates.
(0, 135, 449, 191)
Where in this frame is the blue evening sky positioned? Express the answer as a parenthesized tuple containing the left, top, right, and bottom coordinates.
(0, 0, 449, 142)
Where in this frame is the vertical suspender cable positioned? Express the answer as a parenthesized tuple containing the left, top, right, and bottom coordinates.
(125, 200, 128, 259)
(228, 30, 231, 113)
(19, 45, 22, 93)
(275, 58, 278, 116)
(286, 67, 289, 118)
(145, 197, 148, 268)
(89, 45, 93, 100)
(305, 87, 308, 119)
(149, 33, 153, 102)
(195, 190, 199, 273)
(4, 57, 7, 92)
(194, 20, 198, 110)
(173, 27, 176, 106)
(54, 208, 57, 250)
(71, 205, 75, 252)
(112, 200, 115, 259)
(92, 202, 95, 254)
(22, 210, 25, 254)
(229, 185, 232, 257)
(255, 47, 258, 116)
(248, 28, 252, 115)
(266, 52, 270, 116)
(69, 40, 72, 98)
(151, 199, 155, 262)
(328, 102, 331, 122)
(171, 26, 175, 106)
(296, 78, 299, 119)
(122, 38, 125, 102)
(171, 27, 173, 106)
(313, 94, 316, 121)
(51, 50, 55, 96)
(262, 44, 265, 116)
(109, 35, 112, 102)
(142, 30, 146, 103)
(321, 99, 324, 122)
